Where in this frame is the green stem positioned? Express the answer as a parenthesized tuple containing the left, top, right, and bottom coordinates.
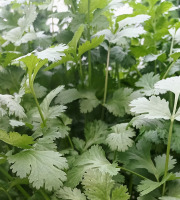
(79, 58, 84, 86)
(0, 167, 30, 199)
(117, 166, 148, 180)
(115, 63, 120, 88)
(40, 189, 50, 200)
(162, 61, 175, 79)
(87, 0, 92, 86)
(162, 93, 179, 196)
(103, 45, 111, 105)
(29, 74, 46, 127)
(67, 135, 74, 150)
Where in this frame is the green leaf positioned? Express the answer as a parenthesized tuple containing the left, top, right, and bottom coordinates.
(66, 145, 119, 187)
(82, 169, 114, 200)
(35, 44, 68, 62)
(17, 4, 38, 31)
(84, 120, 108, 150)
(130, 96, 171, 120)
(55, 88, 82, 105)
(118, 15, 151, 30)
(0, 94, 26, 119)
(106, 123, 135, 152)
(57, 187, 86, 200)
(17, 54, 48, 84)
(78, 36, 104, 59)
(80, 91, 100, 113)
(154, 154, 176, 179)
(8, 149, 68, 191)
(0, 129, 34, 149)
(127, 139, 157, 179)
(156, 1, 173, 16)
(34, 83, 47, 99)
(138, 173, 172, 196)
(154, 76, 180, 97)
(111, 186, 130, 200)
(68, 24, 84, 50)
(105, 88, 141, 117)
(78, 0, 108, 14)
(135, 72, 162, 96)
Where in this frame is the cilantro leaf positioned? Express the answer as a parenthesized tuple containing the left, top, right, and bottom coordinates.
(0, 129, 34, 149)
(57, 187, 86, 200)
(106, 123, 135, 152)
(8, 150, 68, 191)
(130, 96, 171, 120)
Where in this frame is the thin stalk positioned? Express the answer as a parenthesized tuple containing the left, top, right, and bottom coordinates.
(87, 0, 92, 86)
(115, 63, 120, 88)
(79, 58, 84, 86)
(67, 135, 74, 150)
(0, 167, 30, 199)
(29, 73, 46, 127)
(30, 83, 46, 127)
(103, 46, 111, 104)
(40, 189, 50, 200)
(117, 166, 148, 180)
(162, 93, 179, 196)
(162, 61, 175, 79)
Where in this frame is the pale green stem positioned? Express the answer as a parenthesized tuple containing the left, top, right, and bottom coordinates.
(162, 61, 175, 79)
(29, 76, 46, 127)
(117, 166, 148, 180)
(67, 135, 74, 150)
(103, 46, 111, 105)
(162, 93, 179, 196)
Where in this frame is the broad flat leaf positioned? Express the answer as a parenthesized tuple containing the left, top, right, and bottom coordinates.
(0, 129, 34, 149)
(17, 54, 48, 84)
(80, 91, 100, 113)
(144, 53, 166, 62)
(118, 15, 150, 30)
(78, 36, 104, 59)
(34, 83, 47, 99)
(130, 96, 171, 120)
(82, 169, 114, 200)
(66, 145, 119, 187)
(72, 137, 86, 152)
(40, 86, 64, 119)
(114, 27, 146, 39)
(127, 139, 157, 179)
(84, 120, 108, 150)
(154, 154, 176, 179)
(9, 120, 25, 127)
(17, 5, 37, 31)
(79, 0, 108, 14)
(130, 115, 164, 129)
(135, 73, 163, 96)
(156, 1, 173, 15)
(112, 186, 130, 200)
(0, 66, 24, 90)
(138, 173, 172, 196)
(154, 76, 180, 96)
(68, 24, 84, 50)
(106, 123, 135, 152)
(75, 145, 119, 175)
(55, 88, 81, 104)
(94, 29, 113, 42)
(8, 150, 68, 191)
(105, 88, 141, 117)
(160, 197, 180, 200)
(35, 44, 68, 62)
(57, 187, 86, 200)
(0, 94, 26, 119)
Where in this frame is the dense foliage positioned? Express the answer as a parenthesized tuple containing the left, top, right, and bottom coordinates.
(0, 0, 180, 199)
